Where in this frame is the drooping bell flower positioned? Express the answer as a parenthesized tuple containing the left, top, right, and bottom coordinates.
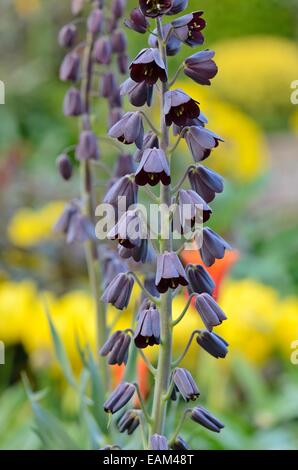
(148, 23, 181, 57)
(173, 368, 200, 401)
(111, 30, 127, 53)
(103, 174, 138, 211)
(176, 189, 212, 235)
(100, 330, 131, 366)
(170, 436, 189, 450)
(58, 24, 77, 48)
(113, 153, 136, 179)
(134, 302, 160, 348)
(87, 8, 103, 34)
(186, 264, 215, 296)
(63, 87, 83, 116)
(164, 89, 200, 127)
(185, 126, 223, 162)
(173, 110, 208, 136)
(195, 293, 227, 331)
(196, 330, 229, 359)
(94, 37, 112, 65)
(59, 52, 80, 82)
(118, 238, 152, 264)
(112, 0, 125, 19)
(130, 48, 167, 85)
(139, 0, 172, 18)
(125, 8, 149, 34)
(150, 434, 169, 450)
(167, 0, 188, 15)
(101, 250, 127, 289)
(56, 154, 73, 180)
(155, 251, 188, 293)
(188, 165, 223, 203)
(120, 78, 153, 107)
(191, 406, 224, 433)
(117, 410, 140, 435)
(100, 71, 118, 99)
(117, 53, 129, 75)
(109, 111, 144, 149)
(135, 148, 171, 186)
(198, 227, 231, 267)
(172, 11, 206, 47)
(101, 272, 134, 310)
(66, 213, 95, 243)
(76, 130, 100, 160)
(134, 131, 159, 162)
(104, 382, 136, 414)
(107, 210, 144, 249)
(184, 50, 218, 85)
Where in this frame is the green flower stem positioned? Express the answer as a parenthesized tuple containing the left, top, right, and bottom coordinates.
(149, 17, 173, 440)
(128, 272, 160, 305)
(168, 408, 192, 446)
(134, 383, 153, 425)
(169, 62, 185, 87)
(171, 164, 195, 194)
(140, 111, 162, 136)
(172, 293, 197, 327)
(80, 27, 108, 389)
(172, 330, 200, 368)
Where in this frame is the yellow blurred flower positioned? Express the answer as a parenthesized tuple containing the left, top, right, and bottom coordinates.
(274, 297, 298, 361)
(211, 36, 298, 120)
(14, 0, 40, 17)
(176, 81, 269, 182)
(290, 107, 298, 134)
(7, 201, 65, 248)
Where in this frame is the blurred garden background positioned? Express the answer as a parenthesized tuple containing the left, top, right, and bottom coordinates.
(0, 0, 298, 450)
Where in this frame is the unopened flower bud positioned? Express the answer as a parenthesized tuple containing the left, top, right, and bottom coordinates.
(87, 8, 103, 34)
(94, 37, 112, 65)
(104, 382, 136, 414)
(112, 30, 127, 53)
(63, 87, 83, 116)
(58, 24, 77, 48)
(56, 154, 73, 180)
(76, 131, 100, 161)
(59, 52, 80, 82)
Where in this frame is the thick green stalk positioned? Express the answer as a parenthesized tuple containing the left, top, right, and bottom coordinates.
(149, 17, 173, 439)
(80, 27, 108, 389)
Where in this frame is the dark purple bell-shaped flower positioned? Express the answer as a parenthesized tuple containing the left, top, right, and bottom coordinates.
(170, 436, 190, 450)
(186, 264, 215, 296)
(109, 111, 144, 149)
(134, 131, 159, 162)
(150, 434, 169, 450)
(135, 147, 170, 186)
(148, 23, 181, 57)
(117, 410, 140, 435)
(195, 293, 227, 331)
(188, 165, 223, 203)
(139, 0, 172, 18)
(184, 50, 218, 85)
(58, 24, 77, 48)
(172, 11, 206, 46)
(114, 153, 136, 178)
(87, 8, 103, 34)
(118, 238, 151, 264)
(177, 189, 212, 234)
(173, 110, 208, 136)
(173, 368, 200, 402)
(185, 126, 223, 162)
(196, 330, 229, 359)
(130, 48, 167, 85)
(125, 8, 149, 34)
(120, 78, 153, 107)
(198, 227, 231, 267)
(101, 272, 134, 310)
(191, 406, 224, 433)
(56, 154, 73, 180)
(100, 330, 131, 366)
(164, 89, 200, 127)
(54, 200, 94, 243)
(59, 52, 80, 82)
(103, 175, 138, 211)
(155, 252, 188, 293)
(104, 382, 136, 414)
(63, 87, 83, 116)
(167, 0, 188, 15)
(94, 37, 112, 64)
(134, 302, 160, 348)
(111, 30, 127, 54)
(112, 0, 125, 19)
(76, 130, 100, 161)
(108, 210, 144, 249)
(54, 200, 80, 234)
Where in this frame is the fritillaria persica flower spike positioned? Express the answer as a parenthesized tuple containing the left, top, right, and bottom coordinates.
(125, 8, 149, 34)
(104, 382, 136, 414)
(188, 165, 224, 203)
(155, 252, 188, 293)
(134, 302, 161, 348)
(184, 50, 218, 85)
(135, 148, 171, 186)
(100, 330, 131, 365)
(117, 410, 140, 435)
(191, 406, 225, 433)
(196, 330, 229, 358)
(186, 264, 215, 296)
(140, 0, 173, 18)
(172, 11, 206, 46)
(173, 368, 200, 401)
(164, 89, 200, 127)
(185, 126, 224, 162)
(101, 272, 134, 310)
(150, 434, 169, 450)
(198, 227, 231, 267)
(109, 111, 144, 148)
(195, 293, 227, 331)
(130, 48, 167, 85)
(58, 24, 77, 48)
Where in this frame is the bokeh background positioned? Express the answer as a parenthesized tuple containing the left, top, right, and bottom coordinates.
(0, 0, 298, 450)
